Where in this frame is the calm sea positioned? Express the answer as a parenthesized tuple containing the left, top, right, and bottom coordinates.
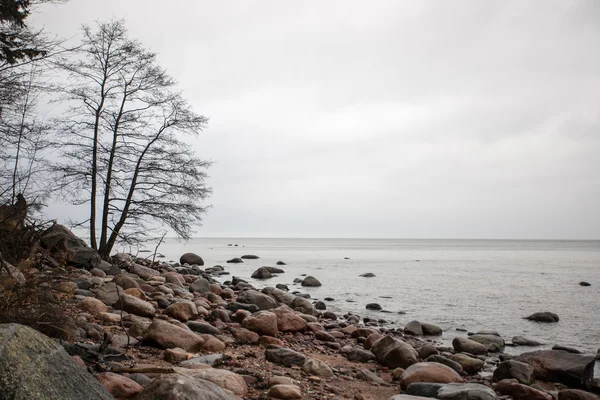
(145, 238, 600, 354)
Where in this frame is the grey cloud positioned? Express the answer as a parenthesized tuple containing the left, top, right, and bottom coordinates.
(34, 0, 600, 239)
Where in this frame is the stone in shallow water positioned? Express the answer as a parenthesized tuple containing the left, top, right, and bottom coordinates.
(514, 350, 595, 388)
(525, 312, 559, 323)
(512, 336, 543, 346)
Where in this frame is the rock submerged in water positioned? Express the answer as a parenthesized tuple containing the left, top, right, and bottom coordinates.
(241, 254, 260, 259)
(0, 323, 113, 400)
(404, 320, 423, 336)
(179, 252, 204, 266)
(301, 276, 321, 287)
(360, 273, 375, 277)
(526, 312, 560, 323)
(512, 336, 543, 346)
(227, 257, 243, 263)
(579, 281, 591, 287)
(366, 303, 382, 311)
(251, 267, 273, 280)
(452, 336, 488, 355)
(469, 334, 505, 352)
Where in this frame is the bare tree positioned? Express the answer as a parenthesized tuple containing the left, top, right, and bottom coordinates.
(0, 64, 53, 208)
(55, 19, 212, 259)
(0, 0, 68, 211)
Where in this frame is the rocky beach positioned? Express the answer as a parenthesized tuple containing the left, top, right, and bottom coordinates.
(0, 225, 598, 400)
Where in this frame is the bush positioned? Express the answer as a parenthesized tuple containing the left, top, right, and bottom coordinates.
(0, 222, 78, 340)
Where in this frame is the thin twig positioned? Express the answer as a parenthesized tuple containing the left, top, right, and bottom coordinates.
(151, 231, 166, 263)
(115, 282, 130, 350)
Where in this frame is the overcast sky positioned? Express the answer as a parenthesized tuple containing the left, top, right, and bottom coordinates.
(33, 1, 600, 239)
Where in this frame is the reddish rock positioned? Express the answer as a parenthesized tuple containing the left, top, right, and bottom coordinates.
(164, 302, 198, 322)
(200, 334, 226, 352)
(400, 362, 464, 389)
(79, 297, 109, 315)
(364, 333, 384, 350)
(315, 331, 336, 342)
(231, 328, 260, 344)
(95, 372, 144, 399)
(163, 347, 192, 363)
(268, 384, 302, 399)
(242, 311, 278, 337)
(142, 320, 204, 352)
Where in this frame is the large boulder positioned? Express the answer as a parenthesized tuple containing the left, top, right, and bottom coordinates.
(40, 224, 101, 269)
(0, 323, 113, 399)
(180, 253, 204, 266)
(237, 289, 279, 310)
(400, 362, 463, 390)
(452, 337, 488, 355)
(437, 383, 499, 400)
(515, 350, 595, 388)
(371, 335, 419, 369)
(493, 360, 535, 384)
(242, 311, 278, 337)
(301, 276, 322, 287)
(135, 374, 239, 400)
(143, 320, 204, 352)
(525, 312, 559, 323)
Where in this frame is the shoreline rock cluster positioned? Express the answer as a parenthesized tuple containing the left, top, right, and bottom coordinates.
(0, 228, 598, 400)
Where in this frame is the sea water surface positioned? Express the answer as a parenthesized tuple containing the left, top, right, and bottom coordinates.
(147, 238, 600, 354)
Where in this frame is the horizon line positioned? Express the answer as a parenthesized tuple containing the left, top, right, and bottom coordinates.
(164, 236, 600, 241)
